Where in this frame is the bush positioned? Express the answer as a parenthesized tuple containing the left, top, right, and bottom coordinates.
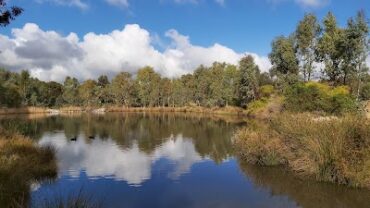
(0, 128, 57, 207)
(260, 85, 274, 98)
(234, 113, 370, 188)
(360, 82, 370, 101)
(284, 82, 357, 115)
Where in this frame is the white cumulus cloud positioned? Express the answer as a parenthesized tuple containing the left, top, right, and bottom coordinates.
(0, 23, 271, 82)
(295, 0, 330, 8)
(105, 0, 130, 8)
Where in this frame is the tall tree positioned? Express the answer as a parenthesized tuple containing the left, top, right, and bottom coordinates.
(136, 67, 161, 107)
(296, 13, 320, 81)
(269, 36, 299, 76)
(62, 76, 80, 105)
(342, 11, 369, 98)
(18, 70, 30, 105)
(159, 78, 172, 107)
(193, 65, 210, 106)
(96, 75, 110, 105)
(316, 12, 345, 84)
(0, 0, 23, 27)
(111, 72, 135, 106)
(79, 80, 97, 106)
(238, 55, 260, 107)
(223, 64, 240, 106)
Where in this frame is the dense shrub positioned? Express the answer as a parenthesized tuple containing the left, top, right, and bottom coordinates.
(260, 85, 274, 98)
(284, 82, 357, 114)
(360, 82, 370, 101)
(0, 85, 22, 107)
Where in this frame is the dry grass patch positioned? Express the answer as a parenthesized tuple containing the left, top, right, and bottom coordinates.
(234, 113, 370, 188)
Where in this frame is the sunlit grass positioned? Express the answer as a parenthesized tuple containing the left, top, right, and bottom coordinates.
(0, 127, 57, 207)
(234, 113, 370, 188)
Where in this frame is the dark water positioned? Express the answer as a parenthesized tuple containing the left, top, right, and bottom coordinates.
(1, 113, 370, 208)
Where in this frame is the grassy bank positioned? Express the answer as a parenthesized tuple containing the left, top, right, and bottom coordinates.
(0, 105, 249, 116)
(234, 113, 370, 188)
(0, 128, 57, 207)
(0, 107, 50, 115)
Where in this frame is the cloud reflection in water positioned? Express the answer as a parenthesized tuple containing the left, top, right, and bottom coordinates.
(38, 133, 203, 186)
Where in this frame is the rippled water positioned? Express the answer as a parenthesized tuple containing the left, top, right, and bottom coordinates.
(1, 113, 370, 208)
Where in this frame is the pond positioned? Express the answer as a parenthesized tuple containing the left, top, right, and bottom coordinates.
(1, 113, 370, 208)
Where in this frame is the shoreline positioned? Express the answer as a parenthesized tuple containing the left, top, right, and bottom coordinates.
(0, 106, 249, 116)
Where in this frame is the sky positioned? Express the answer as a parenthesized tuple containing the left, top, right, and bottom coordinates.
(0, 0, 369, 81)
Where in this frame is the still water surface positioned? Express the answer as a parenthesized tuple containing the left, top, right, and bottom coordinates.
(2, 113, 370, 208)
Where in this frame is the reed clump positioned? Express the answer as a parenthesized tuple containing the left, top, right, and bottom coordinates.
(234, 113, 370, 188)
(0, 127, 57, 207)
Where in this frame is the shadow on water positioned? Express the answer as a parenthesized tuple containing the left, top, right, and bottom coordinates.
(238, 159, 370, 208)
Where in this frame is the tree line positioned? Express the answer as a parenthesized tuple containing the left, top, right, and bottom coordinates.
(0, 58, 271, 108)
(0, 11, 369, 108)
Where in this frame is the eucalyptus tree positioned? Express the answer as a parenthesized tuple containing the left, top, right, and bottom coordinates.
(316, 12, 345, 84)
(159, 78, 172, 107)
(18, 70, 31, 105)
(96, 75, 111, 105)
(78, 80, 98, 106)
(209, 62, 226, 106)
(238, 55, 260, 107)
(223, 64, 240, 106)
(296, 13, 320, 81)
(193, 65, 211, 106)
(111, 72, 135, 106)
(342, 11, 369, 98)
(136, 67, 161, 107)
(62, 76, 80, 105)
(269, 36, 299, 76)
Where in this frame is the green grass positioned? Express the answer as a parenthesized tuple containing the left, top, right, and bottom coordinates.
(234, 113, 370, 188)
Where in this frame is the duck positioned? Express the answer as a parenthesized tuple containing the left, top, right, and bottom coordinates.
(88, 135, 95, 139)
(70, 137, 77, 141)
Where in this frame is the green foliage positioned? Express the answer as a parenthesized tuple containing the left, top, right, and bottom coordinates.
(360, 82, 370, 100)
(136, 67, 161, 107)
(238, 55, 260, 107)
(260, 85, 274, 98)
(78, 80, 98, 106)
(111, 72, 135, 106)
(284, 82, 357, 114)
(0, 84, 22, 107)
(296, 13, 320, 81)
(62, 76, 80, 105)
(316, 12, 345, 83)
(269, 36, 299, 76)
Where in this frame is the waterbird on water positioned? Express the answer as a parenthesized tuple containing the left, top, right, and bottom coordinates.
(70, 137, 77, 141)
(88, 135, 95, 139)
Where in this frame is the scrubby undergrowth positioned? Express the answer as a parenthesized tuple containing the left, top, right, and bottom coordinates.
(234, 113, 370, 188)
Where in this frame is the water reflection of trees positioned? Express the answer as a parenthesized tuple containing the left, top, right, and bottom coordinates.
(238, 159, 370, 208)
(0, 113, 242, 163)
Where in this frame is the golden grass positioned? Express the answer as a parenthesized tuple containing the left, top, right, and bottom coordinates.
(0, 107, 49, 115)
(234, 113, 370, 188)
(0, 128, 57, 207)
(245, 95, 283, 119)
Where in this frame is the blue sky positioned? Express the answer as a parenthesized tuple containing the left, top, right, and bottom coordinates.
(0, 0, 369, 81)
(6, 0, 368, 54)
